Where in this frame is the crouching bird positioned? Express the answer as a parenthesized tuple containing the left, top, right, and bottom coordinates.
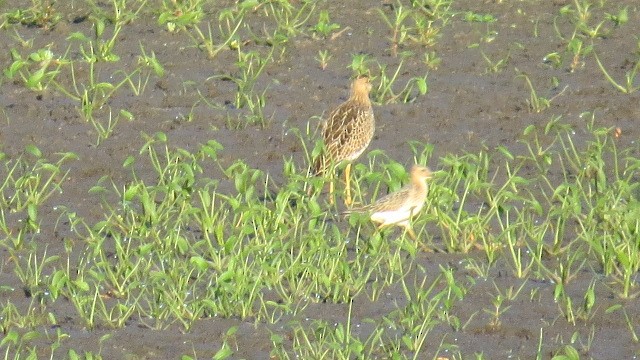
(344, 165, 433, 240)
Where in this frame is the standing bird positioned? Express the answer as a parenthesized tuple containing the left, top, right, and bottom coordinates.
(345, 165, 433, 239)
(313, 76, 375, 206)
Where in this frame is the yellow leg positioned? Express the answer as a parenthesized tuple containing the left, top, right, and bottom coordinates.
(344, 163, 352, 206)
(329, 176, 335, 205)
(406, 226, 417, 240)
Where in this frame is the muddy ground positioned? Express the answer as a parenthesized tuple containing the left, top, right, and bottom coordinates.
(1, 0, 640, 358)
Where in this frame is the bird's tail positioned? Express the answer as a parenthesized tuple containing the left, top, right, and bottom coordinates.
(341, 204, 369, 215)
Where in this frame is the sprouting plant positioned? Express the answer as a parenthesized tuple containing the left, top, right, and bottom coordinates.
(65, 13, 125, 62)
(311, 10, 339, 39)
(371, 55, 428, 104)
(517, 73, 549, 113)
(348, 53, 371, 76)
(605, 6, 628, 26)
(137, 44, 165, 79)
(213, 46, 274, 128)
(263, 0, 316, 39)
(558, 0, 606, 39)
(516, 72, 568, 113)
(4, 47, 68, 91)
(464, 11, 495, 23)
(409, 12, 442, 47)
(423, 51, 441, 70)
(543, 51, 562, 68)
(593, 52, 640, 94)
(1, 146, 77, 234)
(377, 3, 412, 57)
(9, 247, 60, 299)
(187, 9, 244, 59)
(377, 0, 451, 56)
(480, 50, 509, 73)
(5, 0, 60, 29)
(89, 0, 146, 25)
(315, 49, 331, 70)
(157, 0, 205, 32)
(567, 38, 592, 72)
(553, 345, 581, 360)
(94, 108, 135, 145)
(577, 280, 596, 320)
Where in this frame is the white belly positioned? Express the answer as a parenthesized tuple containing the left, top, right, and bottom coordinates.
(370, 202, 424, 227)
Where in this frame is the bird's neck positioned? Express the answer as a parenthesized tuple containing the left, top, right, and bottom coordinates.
(350, 92, 371, 106)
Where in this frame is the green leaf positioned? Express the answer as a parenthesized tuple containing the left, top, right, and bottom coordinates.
(0, 330, 19, 347)
(155, 131, 167, 142)
(27, 203, 38, 223)
(67, 32, 90, 41)
(122, 155, 136, 168)
(25, 144, 42, 158)
(73, 279, 90, 292)
(213, 342, 233, 360)
(190, 256, 210, 271)
(496, 145, 514, 160)
(416, 77, 428, 95)
(123, 184, 140, 202)
(523, 124, 536, 136)
(119, 109, 134, 121)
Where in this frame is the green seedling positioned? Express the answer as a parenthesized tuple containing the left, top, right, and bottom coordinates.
(464, 11, 495, 23)
(65, 14, 124, 62)
(594, 51, 640, 94)
(377, 2, 412, 57)
(543, 51, 562, 68)
(0, 146, 76, 234)
(88, 0, 146, 25)
(480, 49, 509, 73)
(605, 6, 628, 26)
(484, 292, 510, 329)
(5, 0, 60, 29)
(94, 108, 134, 145)
(348, 53, 371, 76)
(578, 280, 596, 320)
(423, 51, 441, 69)
(517, 72, 567, 113)
(518, 72, 549, 112)
(10, 247, 60, 300)
(567, 37, 592, 72)
(212, 46, 275, 128)
(409, 11, 444, 48)
(187, 9, 244, 59)
(372, 54, 428, 104)
(552, 344, 580, 360)
(311, 10, 339, 39)
(47, 44, 163, 143)
(377, 0, 452, 55)
(157, 0, 205, 32)
(68, 0, 137, 63)
(264, 0, 316, 39)
(315, 49, 331, 70)
(558, 0, 606, 38)
(4, 47, 68, 91)
(429, 151, 492, 253)
(607, 305, 639, 343)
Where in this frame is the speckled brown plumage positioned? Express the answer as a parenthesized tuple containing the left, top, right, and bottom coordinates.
(313, 76, 375, 205)
(345, 165, 432, 239)
(314, 76, 375, 174)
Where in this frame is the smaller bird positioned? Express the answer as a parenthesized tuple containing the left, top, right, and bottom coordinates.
(344, 165, 433, 239)
(313, 76, 375, 206)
